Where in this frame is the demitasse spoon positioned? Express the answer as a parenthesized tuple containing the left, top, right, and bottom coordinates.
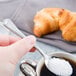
(35, 46, 73, 76)
(2, 19, 73, 76)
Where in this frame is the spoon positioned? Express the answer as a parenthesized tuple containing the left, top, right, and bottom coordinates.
(35, 45, 73, 76)
(2, 19, 73, 76)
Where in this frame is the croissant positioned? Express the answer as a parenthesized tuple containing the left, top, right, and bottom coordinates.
(33, 8, 76, 42)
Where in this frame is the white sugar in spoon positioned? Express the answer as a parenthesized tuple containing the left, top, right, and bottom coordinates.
(2, 19, 73, 76)
(46, 57, 73, 76)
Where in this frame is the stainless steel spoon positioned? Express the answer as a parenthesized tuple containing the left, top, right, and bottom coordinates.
(2, 19, 73, 76)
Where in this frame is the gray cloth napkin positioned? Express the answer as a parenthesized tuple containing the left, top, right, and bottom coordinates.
(0, 0, 76, 52)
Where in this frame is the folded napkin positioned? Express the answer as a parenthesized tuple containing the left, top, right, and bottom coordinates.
(0, 0, 76, 52)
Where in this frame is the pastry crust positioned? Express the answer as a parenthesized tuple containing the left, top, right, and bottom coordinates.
(33, 8, 76, 42)
(62, 13, 76, 41)
(34, 8, 62, 37)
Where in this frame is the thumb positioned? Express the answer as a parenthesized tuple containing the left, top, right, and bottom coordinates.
(8, 35, 36, 62)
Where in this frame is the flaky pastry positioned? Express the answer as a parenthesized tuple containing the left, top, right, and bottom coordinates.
(33, 8, 76, 42)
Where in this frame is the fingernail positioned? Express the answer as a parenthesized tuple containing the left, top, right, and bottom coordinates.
(26, 35, 36, 44)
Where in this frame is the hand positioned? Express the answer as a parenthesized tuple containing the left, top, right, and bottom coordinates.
(0, 34, 36, 76)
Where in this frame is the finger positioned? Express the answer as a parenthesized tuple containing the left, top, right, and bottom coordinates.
(9, 36, 21, 44)
(9, 35, 36, 63)
(0, 34, 21, 46)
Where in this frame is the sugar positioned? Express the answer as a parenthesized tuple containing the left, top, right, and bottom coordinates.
(48, 57, 73, 76)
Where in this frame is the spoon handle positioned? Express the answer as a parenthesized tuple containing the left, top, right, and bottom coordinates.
(34, 45, 47, 57)
(2, 19, 47, 57)
(3, 19, 26, 38)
